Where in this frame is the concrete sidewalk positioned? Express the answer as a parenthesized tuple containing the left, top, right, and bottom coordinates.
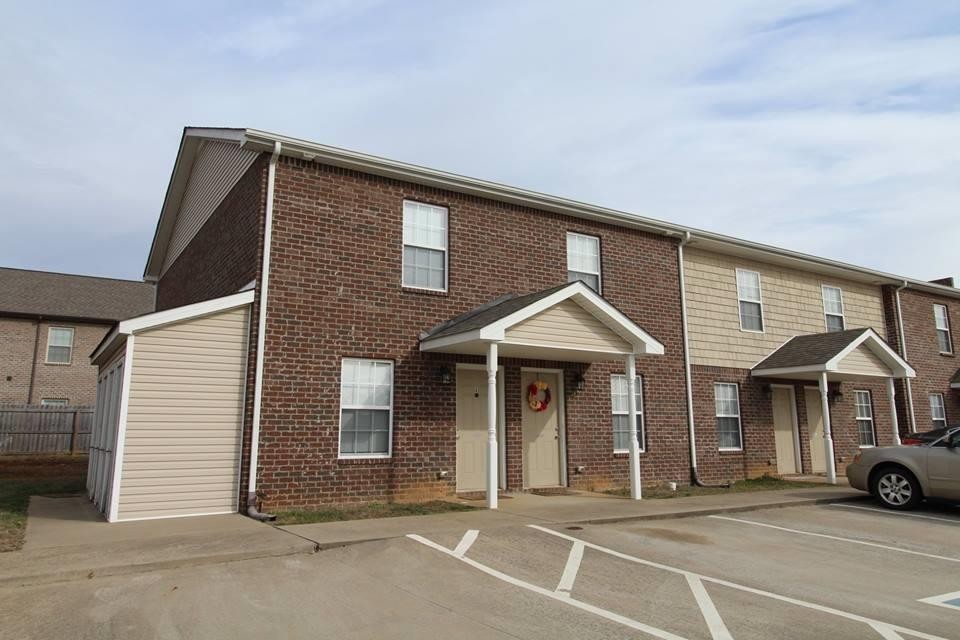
(282, 484, 864, 548)
(0, 496, 317, 587)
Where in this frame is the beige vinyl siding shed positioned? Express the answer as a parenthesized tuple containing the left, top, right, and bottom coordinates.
(89, 291, 253, 522)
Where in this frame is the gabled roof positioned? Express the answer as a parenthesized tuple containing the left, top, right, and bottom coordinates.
(0, 267, 155, 323)
(752, 328, 915, 379)
(419, 281, 664, 360)
(145, 127, 960, 300)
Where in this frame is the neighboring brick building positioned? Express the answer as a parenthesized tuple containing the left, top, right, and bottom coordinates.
(85, 127, 960, 521)
(883, 279, 960, 434)
(0, 268, 154, 406)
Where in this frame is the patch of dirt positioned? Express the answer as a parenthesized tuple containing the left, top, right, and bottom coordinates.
(0, 455, 88, 481)
(635, 527, 712, 545)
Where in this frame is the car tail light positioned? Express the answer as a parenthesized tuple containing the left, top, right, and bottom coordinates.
(901, 437, 923, 445)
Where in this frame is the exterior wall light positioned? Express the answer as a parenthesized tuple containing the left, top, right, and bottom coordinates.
(573, 372, 586, 393)
(438, 366, 453, 385)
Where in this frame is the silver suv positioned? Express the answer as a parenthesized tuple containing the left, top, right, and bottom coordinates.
(847, 427, 960, 509)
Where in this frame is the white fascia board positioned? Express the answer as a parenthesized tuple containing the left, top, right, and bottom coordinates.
(951, 382, 960, 389)
(90, 327, 122, 365)
(118, 290, 255, 335)
(419, 329, 487, 351)
(477, 281, 665, 355)
(751, 364, 828, 378)
(826, 328, 916, 378)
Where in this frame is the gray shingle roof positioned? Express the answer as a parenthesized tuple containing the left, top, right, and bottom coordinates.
(0, 267, 155, 322)
(421, 283, 576, 340)
(752, 328, 872, 371)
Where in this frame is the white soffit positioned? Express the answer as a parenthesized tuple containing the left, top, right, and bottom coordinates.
(160, 139, 258, 274)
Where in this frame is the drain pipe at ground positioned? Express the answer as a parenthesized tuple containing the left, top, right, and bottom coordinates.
(677, 232, 730, 488)
(246, 140, 282, 522)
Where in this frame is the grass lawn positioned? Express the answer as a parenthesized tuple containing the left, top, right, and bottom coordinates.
(603, 475, 825, 499)
(0, 455, 88, 552)
(274, 500, 476, 526)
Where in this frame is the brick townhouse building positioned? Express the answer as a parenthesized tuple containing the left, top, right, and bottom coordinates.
(85, 127, 957, 522)
(0, 267, 154, 406)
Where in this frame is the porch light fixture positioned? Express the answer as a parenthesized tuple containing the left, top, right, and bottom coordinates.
(438, 365, 453, 385)
(829, 384, 843, 403)
(573, 372, 586, 393)
(761, 384, 772, 397)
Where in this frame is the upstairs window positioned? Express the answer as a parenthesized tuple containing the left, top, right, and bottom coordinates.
(46, 327, 74, 364)
(822, 286, 845, 332)
(402, 200, 448, 291)
(735, 269, 763, 332)
(714, 383, 743, 450)
(930, 393, 947, 429)
(610, 373, 644, 453)
(854, 390, 875, 447)
(339, 359, 394, 458)
(934, 304, 952, 354)
(567, 232, 602, 293)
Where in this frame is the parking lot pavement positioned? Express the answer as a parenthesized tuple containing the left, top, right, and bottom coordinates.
(2, 502, 958, 639)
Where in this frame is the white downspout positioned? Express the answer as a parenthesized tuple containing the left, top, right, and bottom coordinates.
(247, 141, 282, 521)
(677, 232, 726, 487)
(894, 281, 916, 433)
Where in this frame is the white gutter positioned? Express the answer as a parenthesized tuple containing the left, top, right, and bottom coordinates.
(894, 281, 917, 433)
(247, 140, 282, 521)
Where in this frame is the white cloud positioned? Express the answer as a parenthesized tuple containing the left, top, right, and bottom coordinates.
(1, 0, 958, 280)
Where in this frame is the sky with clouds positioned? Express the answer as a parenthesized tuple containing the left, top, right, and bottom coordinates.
(2, 1, 959, 282)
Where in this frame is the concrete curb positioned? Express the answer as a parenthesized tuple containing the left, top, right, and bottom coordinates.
(0, 543, 319, 589)
(566, 494, 871, 526)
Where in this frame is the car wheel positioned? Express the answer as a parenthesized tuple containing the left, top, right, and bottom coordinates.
(873, 467, 922, 510)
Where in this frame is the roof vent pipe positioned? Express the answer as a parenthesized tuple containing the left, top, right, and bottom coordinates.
(677, 232, 730, 488)
(246, 141, 282, 522)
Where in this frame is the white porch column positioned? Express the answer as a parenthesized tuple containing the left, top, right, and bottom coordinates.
(486, 342, 499, 510)
(626, 354, 642, 500)
(818, 371, 837, 485)
(887, 377, 901, 446)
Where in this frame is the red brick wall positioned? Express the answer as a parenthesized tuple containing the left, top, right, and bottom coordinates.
(691, 365, 896, 481)
(0, 318, 111, 405)
(887, 286, 960, 431)
(155, 156, 268, 311)
(254, 157, 689, 509)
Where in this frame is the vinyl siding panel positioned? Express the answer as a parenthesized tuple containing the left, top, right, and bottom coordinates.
(836, 344, 891, 377)
(161, 140, 259, 275)
(684, 248, 886, 369)
(504, 300, 631, 353)
(116, 306, 249, 520)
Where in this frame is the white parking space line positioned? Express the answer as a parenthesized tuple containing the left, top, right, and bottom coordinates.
(918, 590, 960, 611)
(685, 574, 733, 640)
(406, 533, 687, 640)
(870, 622, 906, 640)
(453, 529, 479, 557)
(708, 515, 960, 563)
(529, 525, 948, 640)
(830, 503, 960, 524)
(555, 540, 584, 596)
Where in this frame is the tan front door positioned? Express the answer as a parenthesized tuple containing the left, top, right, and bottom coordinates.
(772, 387, 798, 475)
(521, 371, 561, 488)
(456, 369, 488, 492)
(804, 388, 826, 474)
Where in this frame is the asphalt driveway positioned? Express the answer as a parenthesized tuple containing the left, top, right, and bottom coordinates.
(2, 500, 958, 639)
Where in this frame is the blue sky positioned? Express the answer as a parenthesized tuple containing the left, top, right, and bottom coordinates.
(2, 1, 959, 281)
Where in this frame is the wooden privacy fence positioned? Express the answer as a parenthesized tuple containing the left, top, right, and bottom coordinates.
(0, 405, 94, 454)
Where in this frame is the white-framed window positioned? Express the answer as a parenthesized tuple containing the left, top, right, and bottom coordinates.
(930, 393, 947, 429)
(40, 398, 68, 407)
(610, 373, 644, 453)
(45, 327, 75, 364)
(566, 232, 602, 293)
(339, 359, 394, 458)
(735, 269, 764, 332)
(934, 304, 952, 354)
(714, 382, 743, 450)
(402, 200, 448, 291)
(822, 285, 845, 332)
(854, 390, 875, 447)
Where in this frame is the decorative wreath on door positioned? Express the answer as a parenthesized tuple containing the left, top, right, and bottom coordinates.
(527, 380, 552, 412)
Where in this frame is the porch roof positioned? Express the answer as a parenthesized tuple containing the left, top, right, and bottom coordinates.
(419, 281, 664, 363)
(751, 328, 915, 381)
